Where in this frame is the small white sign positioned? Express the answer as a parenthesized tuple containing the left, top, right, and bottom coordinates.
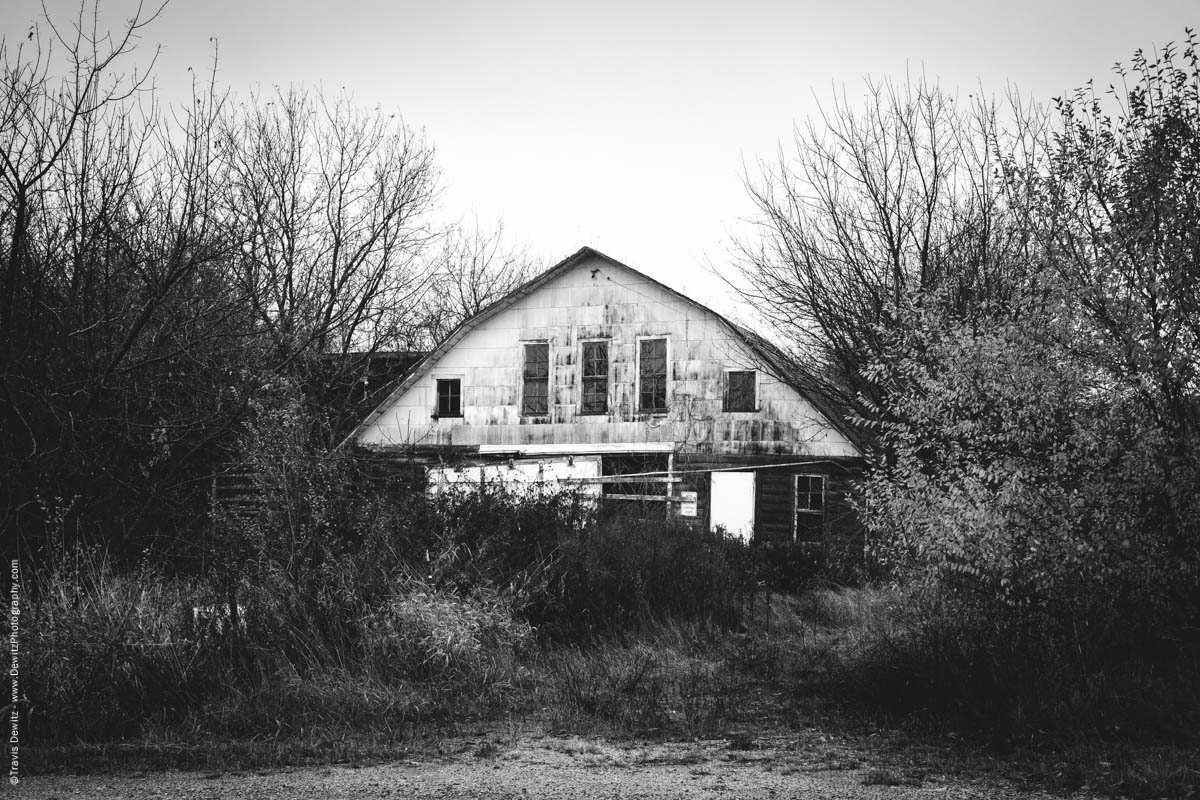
(677, 490, 698, 517)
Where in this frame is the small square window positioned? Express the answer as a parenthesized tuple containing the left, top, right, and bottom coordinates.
(724, 370, 756, 412)
(436, 379, 461, 417)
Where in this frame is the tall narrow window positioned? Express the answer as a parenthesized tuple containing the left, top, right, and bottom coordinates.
(638, 338, 667, 413)
(436, 379, 461, 417)
(581, 341, 608, 414)
(724, 370, 756, 412)
(522, 342, 549, 416)
(794, 475, 825, 541)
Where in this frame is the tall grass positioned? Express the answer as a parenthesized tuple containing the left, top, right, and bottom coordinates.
(27, 489, 762, 747)
(29, 552, 534, 745)
(28, 548, 230, 742)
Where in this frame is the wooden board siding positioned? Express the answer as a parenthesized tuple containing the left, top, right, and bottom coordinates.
(751, 466, 860, 548)
(357, 253, 858, 459)
(672, 454, 861, 550)
(755, 471, 797, 543)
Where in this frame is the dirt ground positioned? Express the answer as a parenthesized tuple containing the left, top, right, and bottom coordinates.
(13, 732, 1102, 799)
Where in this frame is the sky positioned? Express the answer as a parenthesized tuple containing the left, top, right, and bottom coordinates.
(8, 0, 1199, 322)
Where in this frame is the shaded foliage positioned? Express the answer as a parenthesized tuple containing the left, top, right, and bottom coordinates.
(0, 5, 529, 567)
(852, 32, 1200, 742)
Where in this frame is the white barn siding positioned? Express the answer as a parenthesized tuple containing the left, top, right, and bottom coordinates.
(357, 253, 857, 459)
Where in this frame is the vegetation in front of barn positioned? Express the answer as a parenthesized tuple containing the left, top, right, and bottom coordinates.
(26, 375, 1200, 798)
(27, 470, 1200, 798)
(24, 393, 777, 758)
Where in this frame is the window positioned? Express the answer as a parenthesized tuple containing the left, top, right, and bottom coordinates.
(436, 379, 461, 417)
(794, 475, 825, 542)
(581, 341, 608, 414)
(638, 338, 667, 413)
(602, 453, 669, 501)
(724, 370, 756, 412)
(522, 342, 549, 416)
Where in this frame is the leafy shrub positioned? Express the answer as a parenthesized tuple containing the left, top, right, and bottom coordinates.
(858, 296, 1200, 737)
(848, 34, 1200, 741)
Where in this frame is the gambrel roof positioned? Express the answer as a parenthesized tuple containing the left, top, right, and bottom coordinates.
(341, 246, 865, 451)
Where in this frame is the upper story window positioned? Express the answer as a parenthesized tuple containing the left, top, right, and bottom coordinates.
(436, 378, 462, 417)
(522, 342, 549, 416)
(581, 340, 609, 415)
(638, 338, 668, 413)
(724, 370, 756, 412)
(794, 474, 825, 542)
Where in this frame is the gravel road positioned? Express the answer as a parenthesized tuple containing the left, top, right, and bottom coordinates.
(13, 733, 1101, 800)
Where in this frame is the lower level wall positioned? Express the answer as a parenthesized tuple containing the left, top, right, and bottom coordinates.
(675, 454, 864, 559)
(351, 447, 865, 561)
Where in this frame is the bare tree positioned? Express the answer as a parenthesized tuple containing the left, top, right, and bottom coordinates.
(218, 87, 441, 363)
(419, 218, 538, 345)
(0, 2, 259, 559)
(0, 2, 526, 559)
(0, 0, 165, 344)
(732, 78, 1047, 419)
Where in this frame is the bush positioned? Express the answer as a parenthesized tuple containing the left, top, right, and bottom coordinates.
(28, 547, 230, 743)
(361, 584, 532, 694)
(524, 515, 755, 641)
(855, 286, 1200, 740)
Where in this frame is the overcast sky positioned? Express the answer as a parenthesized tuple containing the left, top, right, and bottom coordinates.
(10, 0, 1199, 321)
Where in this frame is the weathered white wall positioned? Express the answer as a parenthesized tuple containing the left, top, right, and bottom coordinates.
(358, 253, 858, 458)
(428, 456, 602, 498)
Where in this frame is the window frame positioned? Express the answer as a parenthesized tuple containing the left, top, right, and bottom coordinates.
(521, 340, 551, 417)
(579, 339, 610, 415)
(636, 336, 669, 414)
(434, 378, 463, 418)
(792, 473, 826, 542)
(723, 368, 758, 412)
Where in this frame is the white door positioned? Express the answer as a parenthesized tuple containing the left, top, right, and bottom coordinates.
(709, 472, 756, 542)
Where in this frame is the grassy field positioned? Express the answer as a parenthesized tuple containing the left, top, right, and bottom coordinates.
(24, 566, 1200, 797)
(17, 488, 1199, 798)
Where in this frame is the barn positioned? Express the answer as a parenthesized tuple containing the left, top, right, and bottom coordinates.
(343, 247, 865, 548)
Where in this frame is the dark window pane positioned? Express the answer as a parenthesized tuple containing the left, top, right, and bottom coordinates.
(639, 339, 667, 412)
(522, 381, 548, 415)
(795, 514, 823, 542)
(640, 339, 666, 374)
(583, 341, 608, 378)
(523, 343, 549, 379)
(582, 341, 608, 414)
(640, 376, 666, 412)
(522, 342, 550, 415)
(436, 379, 461, 416)
(724, 370, 756, 411)
(602, 454, 669, 497)
(582, 379, 607, 414)
(795, 475, 825, 541)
